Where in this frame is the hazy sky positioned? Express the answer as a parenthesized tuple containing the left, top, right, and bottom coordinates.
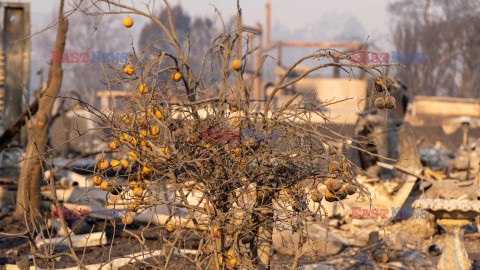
(24, 0, 391, 44)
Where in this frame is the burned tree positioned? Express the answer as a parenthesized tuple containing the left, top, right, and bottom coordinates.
(389, 0, 480, 98)
(22, 0, 396, 269)
(15, 0, 69, 219)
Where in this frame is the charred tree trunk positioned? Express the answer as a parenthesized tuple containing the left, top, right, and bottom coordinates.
(251, 185, 274, 270)
(14, 1, 68, 219)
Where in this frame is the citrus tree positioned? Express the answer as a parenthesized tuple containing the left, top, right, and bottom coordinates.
(78, 1, 396, 269)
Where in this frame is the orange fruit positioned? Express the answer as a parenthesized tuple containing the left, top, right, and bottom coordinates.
(374, 80, 384, 92)
(335, 188, 347, 200)
(142, 166, 151, 176)
(160, 147, 168, 154)
(122, 214, 133, 225)
(374, 97, 386, 110)
(137, 84, 148, 95)
(128, 151, 137, 161)
(172, 72, 182, 82)
(213, 227, 220, 238)
(121, 159, 129, 170)
(122, 115, 130, 124)
(124, 65, 134, 75)
(227, 249, 236, 265)
(155, 110, 163, 119)
(137, 116, 148, 128)
(229, 104, 238, 112)
(100, 181, 109, 191)
(325, 190, 337, 202)
(328, 161, 341, 172)
(139, 129, 147, 138)
(150, 125, 160, 137)
(123, 17, 133, 28)
(166, 223, 175, 232)
(326, 179, 342, 192)
(385, 96, 396, 109)
(129, 181, 138, 189)
(108, 141, 117, 150)
(232, 117, 239, 125)
(231, 148, 240, 156)
(93, 176, 102, 186)
(98, 160, 109, 170)
(340, 160, 347, 170)
(311, 190, 323, 202)
(345, 184, 357, 195)
(132, 187, 144, 197)
(146, 108, 153, 118)
(128, 136, 138, 146)
(128, 204, 137, 212)
(232, 59, 242, 70)
(110, 160, 121, 171)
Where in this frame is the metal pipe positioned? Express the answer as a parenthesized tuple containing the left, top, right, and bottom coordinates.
(266, 2, 271, 47)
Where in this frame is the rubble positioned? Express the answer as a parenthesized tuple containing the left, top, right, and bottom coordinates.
(4, 91, 480, 270)
(272, 223, 345, 257)
(386, 261, 409, 270)
(0, 186, 15, 211)
(422, 180, 480, 200)
(5, 251, 164, 270)
(16, 112, 478, 270)
(44, 170, 93, 188)
(298, 264, 334, 270)
(0, 146, 24, 168)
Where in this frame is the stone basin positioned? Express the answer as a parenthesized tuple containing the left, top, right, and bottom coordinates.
(412, 198, 480, 220)
(412, 198, 480, 270)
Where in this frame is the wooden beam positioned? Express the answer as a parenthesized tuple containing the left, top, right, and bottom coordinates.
(0, 97, 39, 152)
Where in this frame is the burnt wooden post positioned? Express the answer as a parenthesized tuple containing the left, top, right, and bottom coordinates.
(0, 3, 30, 146)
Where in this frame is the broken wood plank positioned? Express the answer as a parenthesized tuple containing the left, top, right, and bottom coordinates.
(4, 265, 38, 270)
(0, 97, 39, 152)
(377, 161, 431, 183)
(35, 231, 106, 248)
